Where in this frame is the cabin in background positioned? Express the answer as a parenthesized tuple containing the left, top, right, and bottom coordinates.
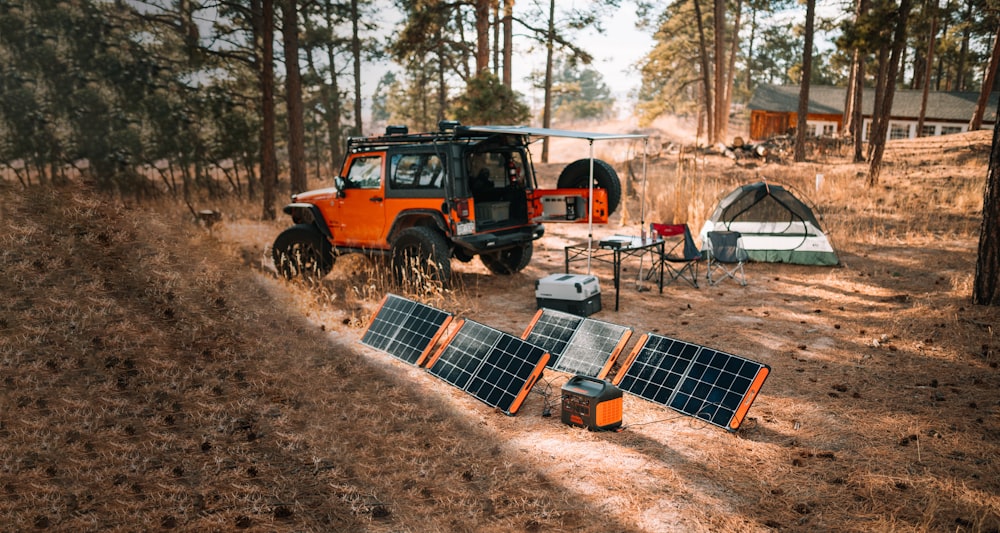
(747, 83, 998, 141)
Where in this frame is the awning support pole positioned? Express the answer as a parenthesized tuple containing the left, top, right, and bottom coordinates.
(586, 140, 594, 274)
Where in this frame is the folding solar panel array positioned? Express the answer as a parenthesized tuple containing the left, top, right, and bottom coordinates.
(612, 333, 770, 432)
(360, 295, 550, 416)
(359, 295, 770, 429)
(425, 319, 549, 415)
(521, 308, 632, 379)
(360, 294, 452, 366)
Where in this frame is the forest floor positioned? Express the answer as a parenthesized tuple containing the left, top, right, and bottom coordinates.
(2, 129, 999, 532)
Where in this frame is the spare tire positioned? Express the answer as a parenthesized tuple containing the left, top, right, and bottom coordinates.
(556, 158, 622, 216)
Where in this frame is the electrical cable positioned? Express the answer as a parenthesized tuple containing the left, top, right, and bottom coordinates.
(531, 375, 557, 418)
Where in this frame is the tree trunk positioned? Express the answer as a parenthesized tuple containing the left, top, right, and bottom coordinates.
(351, 0, 363, 136)
(745, 5, 757, 93)
(844, 0, 868, 140)
(936, 14, 949, 89)
(794, 0, 816, 162)
(323, 6, 343, 170)
(974, 97, 1000, 305)
(712, 0, 726, 145)
(868, 42, 890, 161)
(851, 0, 869, 163)
(724, 0, 741, 144)
(438, 43, 447, 123)
(970, 25, 1000, 131)
(693, 0, 713, 144)
(852, 72, 865, 162)
(917, 0, 939, 136)
(541, 0, 554, 162)
(867, 0, 912, 187)
(492, 0, 499, 76)
(844, 49, 859, 129)
(955, 0, 972, 90)
(258, 0, 278, 220)
(502, 0, 513, 87)
(474, 0, 490, 73)
(282, 0, 307, 193)
(244, 155, 258, 199)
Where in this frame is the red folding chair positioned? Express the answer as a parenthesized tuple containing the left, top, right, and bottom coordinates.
(647, 223, 701, 288)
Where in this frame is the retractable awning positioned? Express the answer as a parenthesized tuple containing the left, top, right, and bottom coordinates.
(464, 125, 648, 142)
(465, 126, 650, 274)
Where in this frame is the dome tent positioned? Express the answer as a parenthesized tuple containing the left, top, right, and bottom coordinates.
(699, 182, 839, 266)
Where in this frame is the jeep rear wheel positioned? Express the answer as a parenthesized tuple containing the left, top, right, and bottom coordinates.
(272, 224, 334, 280)
(390, 226, 452, 286)
(480, 243, 533, 275)
(556, 158, 622, 216)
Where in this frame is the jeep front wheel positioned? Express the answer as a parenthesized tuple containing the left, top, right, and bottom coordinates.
(480, 243, 533, 275)
(390, 226, 452, 286)
(556, 158, 622, 216)
(272, 224, 334, 280)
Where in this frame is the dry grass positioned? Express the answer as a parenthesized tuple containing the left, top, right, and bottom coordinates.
(2, 130, 999, 532)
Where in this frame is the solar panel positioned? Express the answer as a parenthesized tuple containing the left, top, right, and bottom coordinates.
(612, 333, 770, 431)
(360, 294, 453, 366)
(425, 319, 550, 416)
(521, 308, 581, 363)
(521, 308, 632, 379)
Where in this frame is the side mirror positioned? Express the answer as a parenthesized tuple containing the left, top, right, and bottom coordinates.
(334, 176, 346, 198)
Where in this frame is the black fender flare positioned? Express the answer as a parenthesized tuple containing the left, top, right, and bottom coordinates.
(386, 210, 451, 245)
(282, 203, 332, 240)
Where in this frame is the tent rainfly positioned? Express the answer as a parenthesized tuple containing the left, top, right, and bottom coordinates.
(700, 182, 839, 266)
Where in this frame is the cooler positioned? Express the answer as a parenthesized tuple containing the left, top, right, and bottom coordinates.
(535, 273, 601, 316)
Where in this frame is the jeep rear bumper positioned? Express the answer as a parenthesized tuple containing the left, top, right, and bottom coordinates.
(453, 224, 544, 254)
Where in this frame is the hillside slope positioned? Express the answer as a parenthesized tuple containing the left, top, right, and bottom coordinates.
(3, 130, 999, 532)
(0, 183, 632, 531)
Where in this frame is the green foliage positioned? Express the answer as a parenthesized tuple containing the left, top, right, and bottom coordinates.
(635, 0, 706, 124)
(546, 59, 616, 121)
(380, 62, 447, 132)
(391, 0, 473, 82)
(371, 72, 397, 125)
(0, 0, 148, 189)
(4, 0, 997, 196)
(451, 72, 530, 125)
(753, 23, 803, 85)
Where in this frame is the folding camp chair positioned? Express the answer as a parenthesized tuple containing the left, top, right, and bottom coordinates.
(705, 230, 748, 286)
(646, 223, 701, 288)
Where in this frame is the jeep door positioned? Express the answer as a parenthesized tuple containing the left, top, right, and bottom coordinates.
(332, 154, 387, 247)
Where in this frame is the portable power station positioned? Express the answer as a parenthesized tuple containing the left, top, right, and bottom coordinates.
(560, 375, 623, 431)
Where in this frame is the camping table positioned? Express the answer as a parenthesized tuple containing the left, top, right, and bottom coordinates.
(564, 235, 665, 311)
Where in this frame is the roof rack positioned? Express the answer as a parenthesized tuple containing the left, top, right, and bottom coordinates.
(345, 121, 522, 153)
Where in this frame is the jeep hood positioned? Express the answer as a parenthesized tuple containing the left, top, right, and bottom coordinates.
(292, 187, 339, 203)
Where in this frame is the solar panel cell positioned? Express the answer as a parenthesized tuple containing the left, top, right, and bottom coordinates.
(520, 308, 631, 379)
(427, 319, 549, 416)
(360, 294, 452, 365)
(521, 309, 581, 367)
(613, 333, 770, 431)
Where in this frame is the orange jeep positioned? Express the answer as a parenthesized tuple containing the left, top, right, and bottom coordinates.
(272, 122, 622, 284)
